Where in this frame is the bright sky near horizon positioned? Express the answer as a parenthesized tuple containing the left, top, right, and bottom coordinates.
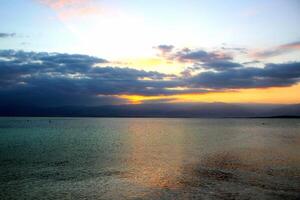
(1, 0, 300, 105)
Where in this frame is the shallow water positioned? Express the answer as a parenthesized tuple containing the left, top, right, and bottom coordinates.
(0, 118, 300, 199)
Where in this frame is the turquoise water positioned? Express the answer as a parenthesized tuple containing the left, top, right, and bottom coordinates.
(0, 118, 300, 199)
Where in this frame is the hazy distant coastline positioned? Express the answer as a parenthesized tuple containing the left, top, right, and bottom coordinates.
(1, 103, 300, 118)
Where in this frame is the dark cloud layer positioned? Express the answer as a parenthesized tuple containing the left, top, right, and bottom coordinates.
(0, 50, 188, 107)
(203, 60, 243, 71)
(1, 49, 300, 108)
(189, 62, 300, 89)
(0, 33, 16, 38)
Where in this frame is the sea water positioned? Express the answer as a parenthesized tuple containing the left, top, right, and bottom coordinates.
(0, 118, 300, 199)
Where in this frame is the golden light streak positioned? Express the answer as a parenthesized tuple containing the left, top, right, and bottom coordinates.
(117, 83, 300, 104)
(124, 120, 185, 189)
(107, 57, 180, 74)
(117, 95, 173, 104)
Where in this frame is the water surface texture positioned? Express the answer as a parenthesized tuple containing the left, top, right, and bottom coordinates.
(0, 118, 300, 199)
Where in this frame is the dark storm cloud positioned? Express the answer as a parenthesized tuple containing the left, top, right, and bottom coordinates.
(0, 50, 107, 82)
(188, 62, 300, 89)
(0, 33, 16, 38)
(0, 50, 192, 107)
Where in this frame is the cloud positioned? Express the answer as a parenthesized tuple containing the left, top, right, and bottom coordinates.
(188, 62, 300, 89)
(38, 0, 101, 19)
(154, 45, 175, 59)
(221, 46, 248, 54)
(154, 45, 174, 54)
(0, 50, 191, 107)
(1, 50, 300, 108)
(203, 60, 243, 71)
(172, 48, 233, 63)
(39, 0, 88, 9)
(157, 41, 300, 72)
(252, 41, 300, 58)
(242, 60, 261, 65)
(141, 43, 300, 93)
(0, 33, 16, 38)
(156, 46, 239, 71)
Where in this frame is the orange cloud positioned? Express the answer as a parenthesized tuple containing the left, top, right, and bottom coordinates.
(280, 42, 300, 50)
(39, 0, 101, 19)
(40, 0, 93, 9)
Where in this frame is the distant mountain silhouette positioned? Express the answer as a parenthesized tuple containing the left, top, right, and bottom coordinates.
(266, 104, 300, 117)
(1, 103, 300, 118)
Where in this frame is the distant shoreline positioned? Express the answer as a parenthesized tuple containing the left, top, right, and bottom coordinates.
(0, 115, 300, 119)
(1, 103, 299, 119)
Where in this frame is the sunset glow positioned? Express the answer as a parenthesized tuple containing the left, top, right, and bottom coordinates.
(118, 83, 300, 105)
(1, 0, 300, 109)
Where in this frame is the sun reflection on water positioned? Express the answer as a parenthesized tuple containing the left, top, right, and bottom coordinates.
(122, 119, 186, 189)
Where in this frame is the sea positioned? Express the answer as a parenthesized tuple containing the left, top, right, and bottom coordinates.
(0, 118, 299, 199)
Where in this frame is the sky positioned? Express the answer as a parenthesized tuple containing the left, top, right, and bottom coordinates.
(0, 0, 300, 107)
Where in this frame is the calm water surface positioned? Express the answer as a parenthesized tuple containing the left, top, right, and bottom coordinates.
(0, 118, 300, 199)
